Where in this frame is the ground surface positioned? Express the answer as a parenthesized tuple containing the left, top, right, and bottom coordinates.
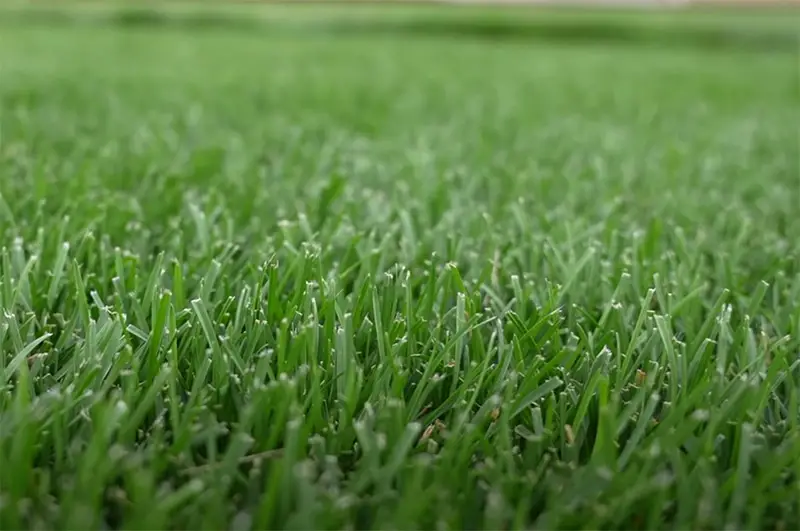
(0, 4, 798, 529)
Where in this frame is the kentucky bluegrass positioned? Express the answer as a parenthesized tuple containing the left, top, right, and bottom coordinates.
(0, 4, 798, 529)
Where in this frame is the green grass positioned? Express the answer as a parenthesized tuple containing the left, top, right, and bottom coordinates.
(1, 4, 799, 529)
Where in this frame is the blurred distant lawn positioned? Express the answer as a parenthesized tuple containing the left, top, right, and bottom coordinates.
(1, 0, 798, 48)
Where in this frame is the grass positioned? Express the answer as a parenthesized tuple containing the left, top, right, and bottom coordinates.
(0, 3, 799, 529)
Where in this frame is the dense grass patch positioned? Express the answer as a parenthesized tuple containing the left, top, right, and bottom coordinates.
(0, 4, 798, 529)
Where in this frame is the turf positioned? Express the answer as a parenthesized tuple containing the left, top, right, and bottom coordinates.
(0, 4, 799, 529)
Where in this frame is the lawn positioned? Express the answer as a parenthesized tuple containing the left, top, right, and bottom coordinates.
(0, 3, 798, 529)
